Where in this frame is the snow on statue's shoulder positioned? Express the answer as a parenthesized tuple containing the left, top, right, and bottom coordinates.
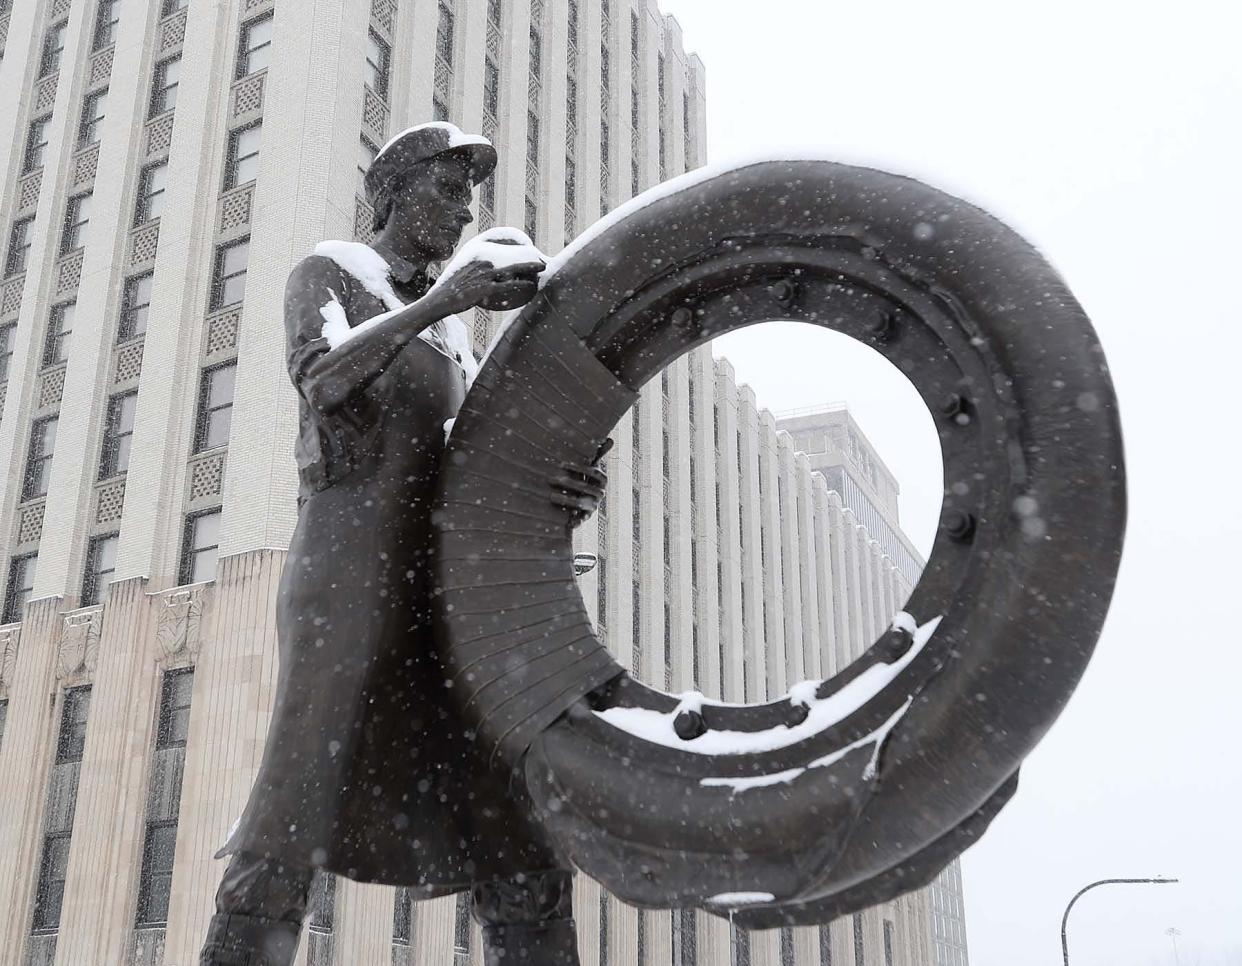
(313, 240, 403, 311)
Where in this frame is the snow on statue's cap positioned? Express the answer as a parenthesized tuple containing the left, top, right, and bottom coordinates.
(364, 122, 497, 203)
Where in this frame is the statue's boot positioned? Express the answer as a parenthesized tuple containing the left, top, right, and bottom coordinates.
(474, 869, 582, 965)
(198, 912, 301, 966)
(199, 852, 313, 966)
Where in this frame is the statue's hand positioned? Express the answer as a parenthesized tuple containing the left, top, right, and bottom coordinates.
(549, 438, 613, 529)
(432, 258, 545, 315)
(430, 229, 547, 314)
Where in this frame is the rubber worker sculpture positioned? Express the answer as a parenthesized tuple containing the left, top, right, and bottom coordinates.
(199, 122, 604, 966)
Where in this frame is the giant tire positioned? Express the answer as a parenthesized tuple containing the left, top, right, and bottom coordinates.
(432, 160, 1125, 926)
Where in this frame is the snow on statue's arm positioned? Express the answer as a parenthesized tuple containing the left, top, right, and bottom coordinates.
(294, 243, 471, 415)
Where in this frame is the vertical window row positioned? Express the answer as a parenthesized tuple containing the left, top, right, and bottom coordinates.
(31, 687, 92, 936)
(134, 669, 193, 929)
(599, 0, 611, 216)
(564, 0, 579, 239)
(524, 1, 544, 242)
(432, 0, 453, 120)
(629, 10, 641, 197)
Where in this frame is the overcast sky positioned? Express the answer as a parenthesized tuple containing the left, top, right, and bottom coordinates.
(665, 0, 1242, 962)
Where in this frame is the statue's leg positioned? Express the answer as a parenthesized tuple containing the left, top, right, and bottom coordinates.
(472, 868, 582, 966)
(198, 852, 314, 966)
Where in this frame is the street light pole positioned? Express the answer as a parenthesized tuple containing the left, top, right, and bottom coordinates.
(1061, 877, 1179, 966)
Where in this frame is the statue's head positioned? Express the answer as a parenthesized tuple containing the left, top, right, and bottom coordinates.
(364, 122, 498, 261)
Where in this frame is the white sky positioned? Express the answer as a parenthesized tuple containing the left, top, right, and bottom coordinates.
(665, 0, 1242, 962)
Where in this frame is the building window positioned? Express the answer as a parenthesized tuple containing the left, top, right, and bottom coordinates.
(3, 553, 38, 623)
(43, 302, 74, 367)
(358, 135, 378, 178)
(1, 323, 15, 382)
(210, 238, 249, 310)
(24, 115, 52, 174)
(237, 13, 273, 78)
(310, 873, 337, 931)
(32, 688, 91, 934)
(488, 0, 502, 27)
(528, 24, 542, 77)
(135, 162, 169, 225)
(483, 58, 499, 117)
(224, 122, 262, 190)
(565, 155, 576, 208)
(62, 193, 93, 254)
(79, 89, 109, 148)
(365, 30, 391, 99)
(194, 361, 236, 452)
(24, 416, 59, 500)
(180, 508, 221, 584)
(883, 919, 894, 966)
(393, 887, 413, 944)
(432, 97, 449, 122)
(134, 669, 193, 926)
(150, 54, 181, 116)
(435, 3, 454, 65)
(568, 0, 579, 42)
(6, 216, 35, 276)
(162, 0, 187, 15)
(119, 273, 154, 341)
(524, 196, 537, 239)
(93, 0, 121, 51)
(99, 391, 138, 478)
(81, 532, 118, 606)
(40, 21, 68, 78)
(820, 925, 833, 965)
(453, 892, 471, 960)
(853, 913, 865, 966)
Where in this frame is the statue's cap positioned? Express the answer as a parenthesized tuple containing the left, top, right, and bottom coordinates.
(364, 122, 497, 204)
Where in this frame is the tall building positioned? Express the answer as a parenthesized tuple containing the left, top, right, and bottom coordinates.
(0, 0, 962, 965)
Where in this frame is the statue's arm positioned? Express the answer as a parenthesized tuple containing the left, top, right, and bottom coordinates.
(285, 256, 458, 416)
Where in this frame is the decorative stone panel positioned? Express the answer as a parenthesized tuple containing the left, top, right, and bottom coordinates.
(526, 158, 539, 194)
(0, 382, 7, 418)
(130, 223, 160, 267)
(51, 0, 72, 18)
(95, 479, 126, 525)
(38, 365, 66, 409)
(56, 609, 102, 679)
(486, 22, 501, 59)
(145, 114, 175, 157)
(482, 111, 497, 143)
(0, 14, 8, 53)
(35, 75, 57, 114)
(16, 172, 41, 213)
(0, 276, 23, 317)
(187, 450, 226, 503)
(114, 339, 144, 384)
(17, 501, 46, 546)
(154, 585, 204, 663)
(434, 58, 451, 101)
(57, 250, 84, 295)
(218, 185, 253, 232)
(353, 197, 376, 244)
(362, 87, 388, 144)
(130, 928, 166, 966)
(72, 144, 99, 188)
(159, 9, 187, 51)
(231, 74, 265, 120)
(371, 0, 397, 34)
(88, 47, 114, 86)
(0, 625, 18, 690)
(243, 0, 274, 13)
(204, 309, 240, 357)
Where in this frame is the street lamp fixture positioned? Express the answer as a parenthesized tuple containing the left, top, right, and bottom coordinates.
(1061, 877, 1179, 965)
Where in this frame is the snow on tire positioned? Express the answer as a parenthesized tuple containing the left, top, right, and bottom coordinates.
(432, 159, 1125, 926)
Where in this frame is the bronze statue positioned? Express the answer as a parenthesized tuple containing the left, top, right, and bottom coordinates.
(199, 122, 603, 966)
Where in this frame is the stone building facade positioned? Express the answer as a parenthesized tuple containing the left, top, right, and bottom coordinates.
(0, 0, 964, 963)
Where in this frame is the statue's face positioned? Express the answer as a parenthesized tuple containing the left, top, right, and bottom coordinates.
(388, 155, 475, 261)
